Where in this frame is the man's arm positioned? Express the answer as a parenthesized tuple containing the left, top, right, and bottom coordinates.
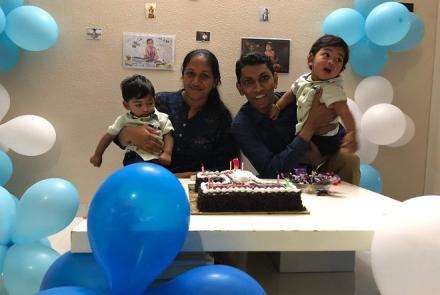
(231, 113, 309, 178)
(232, 94, 337, 177)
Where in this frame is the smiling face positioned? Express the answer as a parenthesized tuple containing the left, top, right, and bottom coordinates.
(236, 63, 278, 115)
(182, 54, 218, 105)
(308, 46, 345, 81)
(124, 95, 155, 117)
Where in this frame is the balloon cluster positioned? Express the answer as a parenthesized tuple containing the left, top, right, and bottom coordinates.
(371, 195, 440, 295)
(39, 163, 267, 295)
(0, 162, 80, 295)
(0, 1, 59, 72)
(0, 83, 57, 155)
(323, 0, 425, 77)
(346, 76, 414, 193)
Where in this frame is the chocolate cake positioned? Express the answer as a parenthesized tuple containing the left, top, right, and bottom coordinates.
(196, 169, 305, 212)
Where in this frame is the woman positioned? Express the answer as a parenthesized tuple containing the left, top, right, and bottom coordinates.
(118, 49, 240, 177)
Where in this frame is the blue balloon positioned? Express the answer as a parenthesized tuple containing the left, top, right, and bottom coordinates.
(0, 186, 15, 245)
(350, 37, 388, 77)
(0, 8, 5, 33)
(146, 265, 267, 295)
(389, 12, 425, 52)
(0, 244, 7, 273)
(360, 164, 383, 193)
(39, 237, 52, 247)
(0, 33, 20, 72)
(41, 252, 109, 293)
(365, 2, 411, 46)
(88, 163, 190, 295)
(0, 150, 13, 186)
(3, 243, 60, 295)
(5, 5, 58, 51)
(13, 178, 79, 244)
(323, 8, 365, 46)
(0, 0, 24, 15)
(354, 0, 392, 18)
(36, 286, 105, 295)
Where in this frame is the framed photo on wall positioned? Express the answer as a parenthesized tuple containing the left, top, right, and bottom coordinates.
(241, 37, 290, 73)
(123, 32, 175, 70)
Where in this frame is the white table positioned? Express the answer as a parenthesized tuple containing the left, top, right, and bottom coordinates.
(70, 179, 399, 272)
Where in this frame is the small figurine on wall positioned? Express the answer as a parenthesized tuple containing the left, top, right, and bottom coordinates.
(146, 3, 156, 19)
(260, 7, 269, 22)
(86, 27, 102, 40)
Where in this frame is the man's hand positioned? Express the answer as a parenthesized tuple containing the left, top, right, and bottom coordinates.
(341, 131, 358, 153)
(298, 89, 337, 142)
(119, 125, 164, 155)
(302, 142, 327, 167)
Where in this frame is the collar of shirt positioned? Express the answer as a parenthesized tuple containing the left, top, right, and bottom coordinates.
(128, 108, 159, 120)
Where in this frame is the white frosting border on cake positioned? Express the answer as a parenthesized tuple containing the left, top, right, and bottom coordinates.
(200, 182, 300, 194)
(198, 169, 300, 194)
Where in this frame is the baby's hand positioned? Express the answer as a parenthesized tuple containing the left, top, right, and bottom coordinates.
(341, 131, 358, 153)
(269, 103, 280, 120)
(158, 152, 171, 166)
(90, 155, 102, 167)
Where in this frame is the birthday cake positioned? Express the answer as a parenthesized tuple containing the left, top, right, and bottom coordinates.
(196, 169, 305, 212)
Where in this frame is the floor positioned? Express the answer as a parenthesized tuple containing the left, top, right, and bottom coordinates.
(0, 217, 382, 295)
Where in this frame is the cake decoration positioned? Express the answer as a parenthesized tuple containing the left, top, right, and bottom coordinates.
(195, 159, 306, 213)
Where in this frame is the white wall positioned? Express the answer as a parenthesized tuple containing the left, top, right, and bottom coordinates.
(0, 0, 438, 205)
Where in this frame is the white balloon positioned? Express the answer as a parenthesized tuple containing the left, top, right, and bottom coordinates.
(0, 115, 56, 156)
(357, 132, 379, 164)
(361, 104, 406, 145)
(354, 76, 393, 113)
(371, 195, 440, 295)
(387, 114, 415, 147)
(0, 83, 10, 122)
(345, 98, 363, 131)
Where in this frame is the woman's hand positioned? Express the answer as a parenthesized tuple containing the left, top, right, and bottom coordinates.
(118, 125, 164, 155)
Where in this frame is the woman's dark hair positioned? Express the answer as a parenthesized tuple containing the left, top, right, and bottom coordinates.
(181, 49, 228, 111)
(308, 34, 350, 70)
(120, 74, 155, 101)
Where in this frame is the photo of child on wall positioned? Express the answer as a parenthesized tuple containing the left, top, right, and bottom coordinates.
(241, 37, 290, 73)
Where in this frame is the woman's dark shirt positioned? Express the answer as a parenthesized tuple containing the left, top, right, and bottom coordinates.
(155, 90, 239, 173)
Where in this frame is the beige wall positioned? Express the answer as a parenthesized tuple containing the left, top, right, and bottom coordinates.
(425, 0, 440, 195)
(0, 0, 438, 205)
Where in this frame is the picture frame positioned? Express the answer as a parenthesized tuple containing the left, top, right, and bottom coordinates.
(241, 37, 290, 73)
(123, 32, 175, 70)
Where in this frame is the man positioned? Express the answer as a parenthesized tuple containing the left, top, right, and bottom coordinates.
(231, 52, 360, 184)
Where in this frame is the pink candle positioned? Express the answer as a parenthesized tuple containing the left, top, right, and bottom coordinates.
(233, 158, 239, 170)
(277, 174, 280, 185)
(229, 160, 232, 170)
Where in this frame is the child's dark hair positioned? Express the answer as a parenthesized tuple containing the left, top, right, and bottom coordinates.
(309, 34, 349, 70)
(235, 52, 274, 82)
(120, 75, 155, 102)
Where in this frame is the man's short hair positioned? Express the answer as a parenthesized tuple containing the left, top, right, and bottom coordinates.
(235, 52, 274, 82)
